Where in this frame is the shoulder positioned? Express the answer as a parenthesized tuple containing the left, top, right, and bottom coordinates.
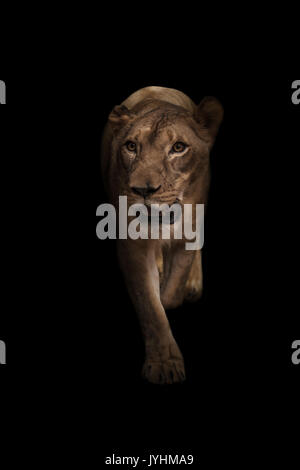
(122, 86, 196, 113)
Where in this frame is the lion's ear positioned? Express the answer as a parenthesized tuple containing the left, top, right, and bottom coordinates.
(108, 105, 135, 133)
(195, 97, 224, 143)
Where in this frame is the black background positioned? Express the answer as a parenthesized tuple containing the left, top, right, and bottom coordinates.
(0, 54, 299, 462)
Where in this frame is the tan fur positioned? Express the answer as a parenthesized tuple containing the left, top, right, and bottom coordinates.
(122, 86, 196, 113)
(101, 87, 223, 384)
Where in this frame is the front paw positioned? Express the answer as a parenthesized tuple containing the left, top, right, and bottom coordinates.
(142, 356, 186, 384)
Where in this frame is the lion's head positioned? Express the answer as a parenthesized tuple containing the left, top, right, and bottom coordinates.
(107, 96, 223, 208)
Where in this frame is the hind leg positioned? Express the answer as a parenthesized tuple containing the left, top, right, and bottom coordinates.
(184, 250, 203, 302)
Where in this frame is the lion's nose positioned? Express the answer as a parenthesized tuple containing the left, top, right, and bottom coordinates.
(131, 184, 161, 198)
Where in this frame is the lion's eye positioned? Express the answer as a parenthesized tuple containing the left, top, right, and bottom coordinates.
(172, 142, 187, 153)
(125, 141, 136, 152)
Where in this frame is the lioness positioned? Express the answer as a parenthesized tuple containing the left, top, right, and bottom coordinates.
(101, 86, 223, 384)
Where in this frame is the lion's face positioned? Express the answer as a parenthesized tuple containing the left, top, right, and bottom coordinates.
(109, 98, 223, 207)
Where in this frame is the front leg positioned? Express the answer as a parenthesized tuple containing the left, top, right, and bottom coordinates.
(161, 245, 196, 310)
(117, 239, 185, 384)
